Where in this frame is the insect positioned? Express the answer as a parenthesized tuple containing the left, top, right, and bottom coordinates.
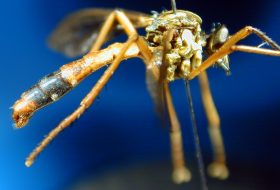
(12, 0, 280, 185)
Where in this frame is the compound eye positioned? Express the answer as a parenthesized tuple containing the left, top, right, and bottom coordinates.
(215, 26, 229, 44)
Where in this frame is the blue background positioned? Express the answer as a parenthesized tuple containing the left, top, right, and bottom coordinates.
(0, 0, 279, 189)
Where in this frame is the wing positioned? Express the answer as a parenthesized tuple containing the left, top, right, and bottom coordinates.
(48, 8, 151, 57)
(145, 48, 167, 121)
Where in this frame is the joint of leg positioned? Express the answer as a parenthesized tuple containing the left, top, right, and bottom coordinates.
(245, 26, 254, 32)
(172, 167, 192, 184)
(105, 10, 117, 20)
(114, 9, 123, 14)
(115, 10, 138, 36)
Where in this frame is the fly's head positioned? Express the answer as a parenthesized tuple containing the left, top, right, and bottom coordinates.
(145, 10, 206, 81)
(206, 23, 231, 75)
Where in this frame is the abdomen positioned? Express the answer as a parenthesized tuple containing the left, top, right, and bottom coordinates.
(13, 71, 72, 128)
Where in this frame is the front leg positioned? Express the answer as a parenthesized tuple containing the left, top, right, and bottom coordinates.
(189, 26, 280, 80)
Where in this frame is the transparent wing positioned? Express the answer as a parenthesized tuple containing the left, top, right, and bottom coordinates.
(48, 8, 151, 57)
(146, 65, 162, 114)
(145, 49, 167, 120)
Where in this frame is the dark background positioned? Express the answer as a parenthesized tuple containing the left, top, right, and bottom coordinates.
(0, 0, 279, 189)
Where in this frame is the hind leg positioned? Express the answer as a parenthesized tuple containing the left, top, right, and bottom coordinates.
(163, 82, 191, 183)
(198, 71, 229, 180)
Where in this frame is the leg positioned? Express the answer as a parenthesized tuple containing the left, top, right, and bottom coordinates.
(25, 11, 154, 167)
(89, 10, 153, 63)
(231, 45, 280, 56)
(25, 34, 138, 167)
(163, 82, 191, 184)
(90, 11, 116, 51)
(188, 26, 280, 80)
(90, 10, 152, 56)
(198, 71, 229, 180)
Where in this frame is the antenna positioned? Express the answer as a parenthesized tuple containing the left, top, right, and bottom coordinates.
(171, 0, 177, 13)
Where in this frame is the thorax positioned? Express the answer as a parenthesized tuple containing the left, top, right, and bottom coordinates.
(145, 10, 206, 81)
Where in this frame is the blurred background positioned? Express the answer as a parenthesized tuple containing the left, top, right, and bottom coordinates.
(0, 0, 279, 189)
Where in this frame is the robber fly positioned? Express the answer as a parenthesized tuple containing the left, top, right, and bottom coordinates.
(12, 0, 280, 185)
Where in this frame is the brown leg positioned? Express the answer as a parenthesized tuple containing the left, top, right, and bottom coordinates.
(198, 71, 229, 180)
(115, 14, 189, 184)
(188, 26, 280, 80)
(232, 45, 280, 56)
(89, 10, 153, 65)
(89, 10, 152, 57)
(163, 82, 191, 184)
(90, 11, 116, 51)
(25, 34, 139, 167)
(25, 11, 154, 167)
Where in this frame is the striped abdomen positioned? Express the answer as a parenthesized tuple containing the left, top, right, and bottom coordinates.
(12, 55, 106, 128)
(12, 42, 140, 128)
(13, 71, 74, 128)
